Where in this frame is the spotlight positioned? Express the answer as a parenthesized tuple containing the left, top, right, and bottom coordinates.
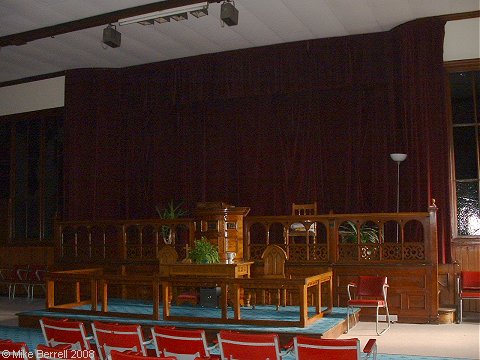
(155, 17, 171, 24)
(138, 19, 155, 26)
(102, 24, 121, 48)
(170, 12, 188, 21)
(220, 1, 238, 26)
(190, 6, 208, 18)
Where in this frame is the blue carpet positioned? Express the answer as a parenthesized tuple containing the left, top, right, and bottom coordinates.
(9, 300, 471, 360)
(18, 299, 352, 335)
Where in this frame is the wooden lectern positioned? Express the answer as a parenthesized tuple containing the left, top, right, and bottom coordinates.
(193, 202, 250, 262)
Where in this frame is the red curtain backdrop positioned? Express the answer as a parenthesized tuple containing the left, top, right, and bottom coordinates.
(63, 18, 450, 262)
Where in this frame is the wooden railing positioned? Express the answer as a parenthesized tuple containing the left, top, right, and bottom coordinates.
(55, 218, 195, 265)
(244, 204, 437, 264)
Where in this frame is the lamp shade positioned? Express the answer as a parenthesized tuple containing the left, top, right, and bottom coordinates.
(390, 153, 407, 162)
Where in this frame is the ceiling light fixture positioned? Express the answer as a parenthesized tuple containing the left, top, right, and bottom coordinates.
(154, 17, 170, 24)
(118, 2, 208, 26)
(138, 19, 155, 26)
(170, 12, 188, 21)
(190, 7, 208, 18)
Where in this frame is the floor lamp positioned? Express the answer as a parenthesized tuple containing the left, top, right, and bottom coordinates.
(390, 153, 407, 242)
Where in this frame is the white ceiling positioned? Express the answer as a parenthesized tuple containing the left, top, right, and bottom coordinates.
(0, 0, 479, 84)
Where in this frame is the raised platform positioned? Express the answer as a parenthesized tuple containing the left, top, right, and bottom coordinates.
(17, 299, 357, 344)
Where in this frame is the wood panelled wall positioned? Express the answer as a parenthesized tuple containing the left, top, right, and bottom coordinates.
(451, 238, 480, 312)
(438, 263, 459, 308)
(0, 246, 54, 267)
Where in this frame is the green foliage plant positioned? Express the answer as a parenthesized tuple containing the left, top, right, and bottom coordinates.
(189, 236, 220, 264)
(156, 200, 187, 219)
(339, 221, 380, 244)
(155, 200, 187, 244)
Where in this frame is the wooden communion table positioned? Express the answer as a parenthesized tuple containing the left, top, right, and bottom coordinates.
(45, 266, 333, 328)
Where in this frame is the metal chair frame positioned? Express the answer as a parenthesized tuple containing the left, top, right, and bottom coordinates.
(347, 276, 391, 335)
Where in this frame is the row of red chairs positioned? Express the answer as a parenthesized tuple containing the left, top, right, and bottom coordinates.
(34, 317, 377, 360)
(0, 264, 47, 300)
(0, 340, 174, 360)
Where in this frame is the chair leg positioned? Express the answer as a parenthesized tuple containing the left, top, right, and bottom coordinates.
(347, 305, 355, 333)
(275, 289, 280, 311)
(346, 306, 350, 333)
(458, 298, 463, 324)
(376, 305, 391, 336)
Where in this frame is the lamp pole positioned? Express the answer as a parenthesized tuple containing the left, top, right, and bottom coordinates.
(390, 153, 407, 242)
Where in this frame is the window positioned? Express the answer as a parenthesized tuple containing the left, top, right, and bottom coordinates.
(0, 109, 63, 243)
(449, 70, 480, 236)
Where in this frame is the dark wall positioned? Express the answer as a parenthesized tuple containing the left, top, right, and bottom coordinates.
(63, 18, 450, 261)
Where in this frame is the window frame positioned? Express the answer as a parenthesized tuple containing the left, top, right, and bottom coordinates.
(444, 59, 480, 240)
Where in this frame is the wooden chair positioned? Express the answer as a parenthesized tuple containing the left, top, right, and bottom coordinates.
(217, 330, 284, 360)
(290, 202, 317, 242)
(293, 336, 377, 360)
(158, 245, 179, 273)
(347, 276, 391, 335)
(0, 340, 30, 360)
(250, 244, 287, 310)
(292, 202, 317, 216)
(110, 350, 175, 360)
(151, 326, 220, 360)
(91, 321, 151, 360)
(158, 245, 198, 305)
(36, 344, 97, 360)
(457, 271, 480, 323)
(40, 317, 94, 350)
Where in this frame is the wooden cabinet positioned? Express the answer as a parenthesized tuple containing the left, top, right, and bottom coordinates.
(193, 202, 250, 262)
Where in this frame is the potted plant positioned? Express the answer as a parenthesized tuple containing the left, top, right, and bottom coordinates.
(156, 200, 187, 244)
(188, 236, 220, 264)
(338, 221, 380, 244)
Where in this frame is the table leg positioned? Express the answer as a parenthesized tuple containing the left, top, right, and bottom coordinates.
(299, 284, 308, 327)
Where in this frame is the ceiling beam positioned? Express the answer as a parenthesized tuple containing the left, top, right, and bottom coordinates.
(438, 10, 479, 21)
(0, 0, 220, 47)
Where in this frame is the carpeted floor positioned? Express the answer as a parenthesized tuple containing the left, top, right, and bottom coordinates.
(1, 296, 478, 359)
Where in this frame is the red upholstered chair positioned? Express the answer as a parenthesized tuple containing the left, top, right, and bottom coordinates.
(347, 276, 391, 335)
(293, 336, 377, 360)
(36, 344, 97, 360)
(0, 340, 30, 360)
(110, 350, 175, 360)
(91, 321, 151, 360)
(457, 271, 480, 323)
(217, 330, 284, 360)
(40, 317, 94, 350)
(151, 326, 219, 360)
